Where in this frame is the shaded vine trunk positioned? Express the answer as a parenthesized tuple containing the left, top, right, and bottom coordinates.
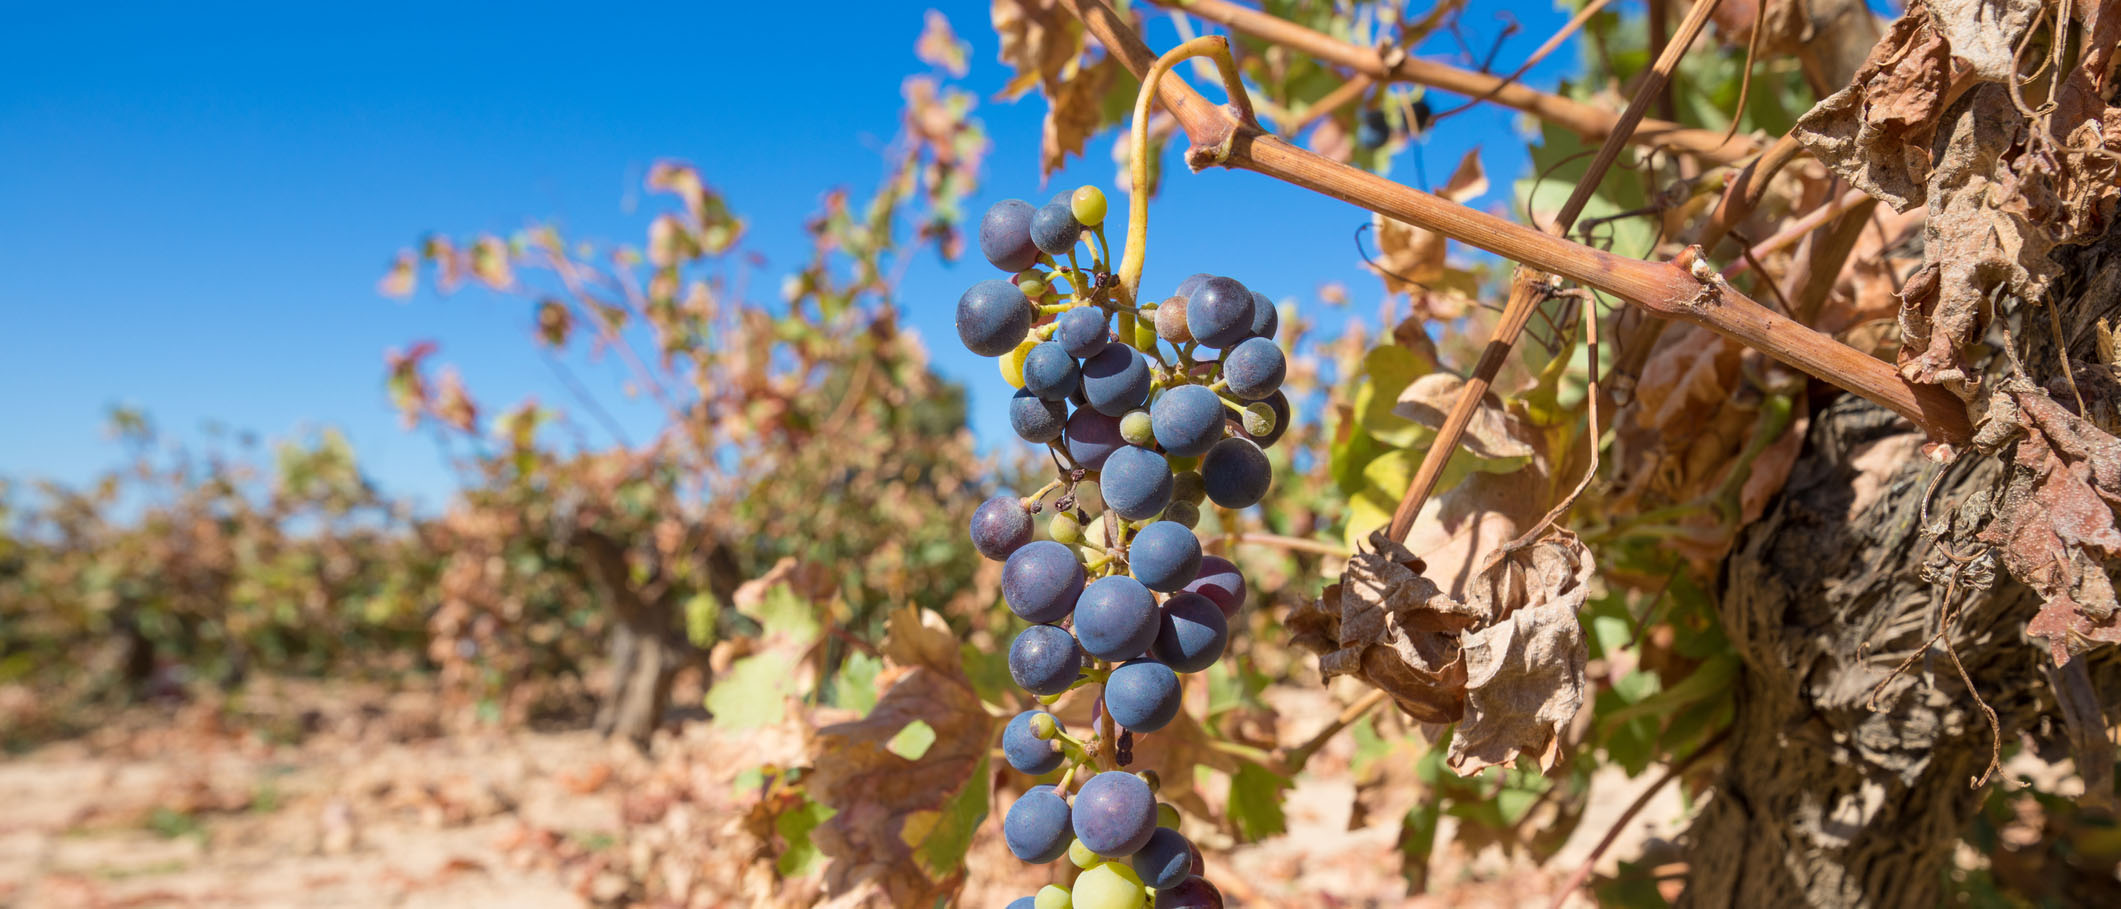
(577, 529, 739, 745)
(1682, 240, 2121, 905)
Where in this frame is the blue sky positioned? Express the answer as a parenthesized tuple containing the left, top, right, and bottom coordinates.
(1, 1, 1581, 510)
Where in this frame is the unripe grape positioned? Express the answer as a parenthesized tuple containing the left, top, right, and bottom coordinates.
(1002, 338, 1037, 388)
(1157, 802, 1180, 829)
(1069, 838, 1101, 869)
(1119, 410, 1155, 446)
(1072, 185, 1108, 225)
(1241, 401, 1278, 438)
(1036, 884, 1072, 909)
(1136, 770, 1160, 793)
(1163, 501, 1200, 528)
(1030, 712, 1059, 740)
(1074, 862, 1147, 909)
(1050, 512, 1082, 545)
(1020, 276, 1048, 300)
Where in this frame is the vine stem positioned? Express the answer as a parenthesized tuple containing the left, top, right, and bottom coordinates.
(1058, 0, 1974, 448)
(1278, 688, 1388, 772)
(1120, 35, 1252, 310)
(1145, 0, 1752, 164)
(1389, 0, 1729, 544)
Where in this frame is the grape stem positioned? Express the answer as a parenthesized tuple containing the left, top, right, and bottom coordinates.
(1117, 35, 1250, 317)
(1021, 478, 1067, 510)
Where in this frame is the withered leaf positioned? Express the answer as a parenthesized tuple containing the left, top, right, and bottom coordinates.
(1043, 54, 1114, 177)
(1368, 149, 1486, 294)
(806, 607, 995, 907)
(1392, 371, 1537, 461)
(1977, 380, 2121, 664)
(1926, 0, 2042, 82)
(1791, 0, 1951, 211)
(1448, 532, 1594, 775)
(1288, 531, 1482, 724)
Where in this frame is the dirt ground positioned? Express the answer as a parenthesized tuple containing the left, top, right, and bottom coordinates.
(0, 681, 1686, 908)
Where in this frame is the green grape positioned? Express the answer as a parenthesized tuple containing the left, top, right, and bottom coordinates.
(1051, 512, 1083, 545)
(1036, 884, 1073, 909)
(1031, 712, 1059, 740)
(1119, 409, 1155, 446)
(1136, 769, 1160, 793)
(1163, 501, 1200, 528)
(1072, 862, 1145, 909)
(1241, 401, 1278, 438)
(1069, 838, 1101, 869)
(1166, 455, 1200, 472)
(1072, 186, 1108, 226)
(1002, 338, 1038, 389)
(1170, 471, 1205, 505)
(1157, 802, 1180, 829)
(1021, 277, 1049, 300)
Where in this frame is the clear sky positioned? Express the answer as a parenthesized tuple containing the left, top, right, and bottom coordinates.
(1, 1, 1580, 510)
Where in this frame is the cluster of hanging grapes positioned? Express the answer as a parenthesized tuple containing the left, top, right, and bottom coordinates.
(960, 186, 1285, 909)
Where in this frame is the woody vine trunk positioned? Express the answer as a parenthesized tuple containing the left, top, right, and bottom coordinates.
(1684, 236, 2121, 907)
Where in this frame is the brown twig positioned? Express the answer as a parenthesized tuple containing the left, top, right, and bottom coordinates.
(1286, 73, 1374, 134)
(1389, 0, 1732, 545)
(1149, 0, 1753, 164)
(1431, 0, 1617, 124)
(1207, 531, 1353, 558)
(1719, 187, 1875, 279)
(1058, 0, 1973, 450)
(1549, 728, 1730, 908)
(1278, 688, 1389, 772)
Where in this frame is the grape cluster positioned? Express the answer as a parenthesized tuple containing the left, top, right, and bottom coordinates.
(963, 187, 1286, 909)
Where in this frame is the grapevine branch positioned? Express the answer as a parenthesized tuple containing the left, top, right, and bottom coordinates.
(1144, 0, 1755, 165)
(1057, 0, 1973, 454)
(1392, 0, 1725, 545)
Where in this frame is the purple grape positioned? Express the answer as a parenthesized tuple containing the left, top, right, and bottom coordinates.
(1100, 445, 1172, 521)
(1072, 771, 1157, 857)
(1131, 827, 1195, 890)
(1106, 659, 1181, 732)
(1200, 437, 1271, 509)
(1174, 273, 1212, 300)
(1010, 624, 1083, 696)
(1073, 576, 1160, 661)
(1158, 877, 1226, 909)
(1004, 785, 1074, 863)
(1030, 202, 1083, 256)
(1003, 710, 1067, 775)
(970, 495, 1032, 561)
(956, 279, 1031, 357)
(1150, 384, 1225, 458)
(1023, 341, 1080, 402)
(1153, 591, 1228, 673)
(1221, 337, 1285, 401)
(1010, 388, 1067, 444)
(1247, 290, 1279, 340)
(1186, 276, 1255, 348)
(1183, 555, 1246, 618)
(979, 199, 1040, 273)
(1055, 305, 1112, 359)
(1081, 344, 1151, 417)
(1065, 407, 1126, 470)
(1128, 521, 1202, 593)
(1003, 540, 1084, 624)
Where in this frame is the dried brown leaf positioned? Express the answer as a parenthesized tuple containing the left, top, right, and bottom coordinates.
(1791, 1, 1952, 210)
(806, 607, 995, 907)
(1289, 532, 1481, 724)
(1392, 372, 1537, 461)
(1403, 469, 1551, 600)
(1977, 380, 2121, 664)
(1448, 532, 1594, 775)
(1367, 149, 1486, 294)
(1043, 55, 1114, 177)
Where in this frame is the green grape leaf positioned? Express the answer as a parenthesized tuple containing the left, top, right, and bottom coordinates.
(707, 650, 799, 730)
(774, 797, 836, 877)
(1227, 760, 1292, 841)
